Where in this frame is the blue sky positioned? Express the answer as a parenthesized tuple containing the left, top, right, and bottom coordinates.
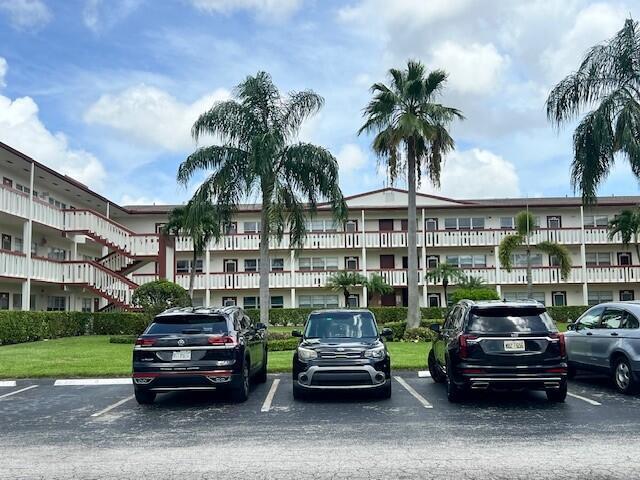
(0, 0, 639, 206)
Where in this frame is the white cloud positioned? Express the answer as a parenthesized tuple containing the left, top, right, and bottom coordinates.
(82, 0, 143, 33)
(0, 0, 51, 30)
(0, 95, 106, 189)
(84, 84, 231, 151)
(120, 193, 168, 206)
(0, 57, 6, 88)
(420, 148, 520, 199)
(430, 41, 508, 94)
(336, 143, 367, 172)
(190, 0, 301, 20)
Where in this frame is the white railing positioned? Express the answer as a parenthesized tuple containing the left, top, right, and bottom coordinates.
(0, 185, 64, 229)
(499, 267, 583, 284)
(585, 266, 640, 283)
(176, 232, 364, 252)
(98, 252, 134, 272)
(63, 262, 136, 305)
(31, 256, 65, 282)
(0, 250, 27, 278)
(129, 273, 159, 285)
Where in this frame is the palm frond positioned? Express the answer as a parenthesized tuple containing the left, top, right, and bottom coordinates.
(498, 234, 524, 272)
(536, 241, 573, 280)
(515, 211, 537, 237)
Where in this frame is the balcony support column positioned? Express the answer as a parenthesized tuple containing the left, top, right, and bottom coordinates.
(361, 209, 368, 307)
(494, 245, 502, 299)
(421, 208, 427, 307)
(205, 249, 211, 307)
(290, 250, 296, 308)
(22, 162, 35, 311)
(580, 206, 588, 304)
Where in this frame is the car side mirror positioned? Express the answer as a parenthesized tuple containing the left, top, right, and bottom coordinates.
(566, 322, 574, 331)
(429, 323, 441, 333)
(380, 327, 393, 339)
(291, 330, 303, 338)
(255, 322, 267, 331)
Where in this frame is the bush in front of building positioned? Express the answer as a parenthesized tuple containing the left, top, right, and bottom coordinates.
(546, 306, 588, 323)
(451, 287, 500, 304)
(131, 280, 192, 319)
(0, 311, 90, 345)
(92, 312, 150, 336)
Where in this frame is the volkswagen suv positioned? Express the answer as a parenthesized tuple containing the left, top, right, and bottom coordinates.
(291, 309, 393, 399)
(132, 306, 267, 404)
(428, 300, 567, 403)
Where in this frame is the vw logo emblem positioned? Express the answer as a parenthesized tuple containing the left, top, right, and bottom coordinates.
(177, 339, 185, 346)
(511, 333, 518, 337)
(336, 347, 345, 352)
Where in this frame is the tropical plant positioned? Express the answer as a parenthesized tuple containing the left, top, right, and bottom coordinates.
(163, 200, 221, 300)
(451, 287, 500, 304)
(325, 271, 367, 307)
(359, 60, 463, 328)
(608, 208, 640, 260)
(177, 72, 347, 324)
(363, 273, 394, 307)
(546, 18, 640, 202)
(425, 263, 467, 307)
(498, 211, 572, 297)
(457, 275, 486, 289)
(131, 280, 192, 319)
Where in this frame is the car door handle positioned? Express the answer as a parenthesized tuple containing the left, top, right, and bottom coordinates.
(610, 332, 619, 337)
(586, 332, 593, 335)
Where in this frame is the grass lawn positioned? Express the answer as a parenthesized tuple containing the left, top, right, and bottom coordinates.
(0, 336, 429, 378)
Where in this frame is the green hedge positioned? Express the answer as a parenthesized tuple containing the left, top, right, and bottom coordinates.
(546, 306, 588, 323)
(92, 313, 150, 336)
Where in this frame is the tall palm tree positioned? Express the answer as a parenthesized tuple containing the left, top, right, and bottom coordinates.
(499, 211, 572, 298)
(359, 60, 463, 328)
(163, 200, 221, 300)
(546, 18, 640, 202)
(425, 263, 466, 307)
(364, 273, 394, 307)
(178, 72, 347, 324)
(608, 209, 640, 261)
(326, 271, 367, 307)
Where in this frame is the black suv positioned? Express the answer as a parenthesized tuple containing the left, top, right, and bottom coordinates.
(132, 306, 267, 404)
(291, 309, 393, 399)
(428, 300, 567, 403)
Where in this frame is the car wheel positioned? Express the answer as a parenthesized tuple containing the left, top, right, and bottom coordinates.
(567, 362, 577, 379)
(134, 388, 156, 405)
(546, 379, 567, 403)
(613, 356, 638, 395)
(255, 349, 268, 384)
(292, 381, 306, 401)
(446, 372, 465, 403)
(378, 380, 392, 399)
(428, 349, 446, 384)
(231, 360, 250, 403)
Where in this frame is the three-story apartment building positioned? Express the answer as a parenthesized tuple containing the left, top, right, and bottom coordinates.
(1, 141, 639, 312)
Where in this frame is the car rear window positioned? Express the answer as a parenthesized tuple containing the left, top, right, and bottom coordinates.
(466, 307, 557, 334)
(146, 314, 229, 335)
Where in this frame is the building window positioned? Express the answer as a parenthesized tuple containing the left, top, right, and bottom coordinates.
(618, 252, 632, 266)
(299, 257, 338, 271)
(425, 218, 438, 231)
(427, 256, 439, 269)
(344, 220, 358, 232)
(298, 295, 339, 308)
(47, 296, 66, 311)
(271, 258, 284, 271)
(243, 221, 260, 233)
(31, 242, 38, 257)
(1, 234, 11, 251)
(14, 237, 23, 253)
(552, 291, 567, 306)
(0, 292, 8, 310)
(47, 247, 66, 261)
(427, 293, 440, 307)
(586, 252, 611, 267)
(15, 183, 30, 194)
(443, 217, 485, 230)
(472, 217, 485, 230)
(445, 255, 486, 268)
(620, 290, 635, 301)
(458, 217, 471, 230)
(511, 253, 543, 267)
(584, 215, 608, 228)
(444, 218, 457, 230)
(345, 256, 359, 270)
(244, 259, 259, 272)
(547, 216, 562, 229)
(48, 197, 67, 209)
(270, 296, 284, 309)
(82, 298, 92, 312)
(13, 294, 35, 310)
(503, 291, 546, 304)
(347, 294, 359, 308)
(500, 217, 514, 229)
(225, 222, 238, 234)
(588, 291, 613, 306)
(243, 297, 258, 309)
(176, 259, 203, 273)
(3, 177, 12, 187)
(222, 297, 237, 306)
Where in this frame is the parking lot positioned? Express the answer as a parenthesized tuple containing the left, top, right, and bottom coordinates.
(2, 372, 640, 479)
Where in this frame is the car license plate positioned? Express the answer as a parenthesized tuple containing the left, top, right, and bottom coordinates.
(504, 340, 525, 352)
(172, 350, 191, 361)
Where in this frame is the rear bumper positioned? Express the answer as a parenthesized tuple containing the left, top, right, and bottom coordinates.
(465, 375, 566, 391)
(453, 363, 568, 391)
(132, 370, 240, 392)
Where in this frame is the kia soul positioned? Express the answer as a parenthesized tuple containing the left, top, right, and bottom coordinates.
(428, 300, 568, 403)
(132, 306, 268, 404)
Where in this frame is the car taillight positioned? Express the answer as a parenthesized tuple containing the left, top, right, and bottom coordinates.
(135, 337, 156, 346)
(207, 335, 237, 346)
(550, 333, 566, 357)
(459, 334, 477, 359)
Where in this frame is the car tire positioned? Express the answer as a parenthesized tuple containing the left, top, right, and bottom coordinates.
(378, 380, 392, 399)
(428, 349, 446, 384)
(567, 362, 577, 379)
(292, 381, 306, 401)
(255, 349, 268, 384)
(546, 379, 567, 403)
(231, 359, 250, 403)
(446, 372, 465, 403)
(134, 388, 156, 405)
(613, 356, 639, 395)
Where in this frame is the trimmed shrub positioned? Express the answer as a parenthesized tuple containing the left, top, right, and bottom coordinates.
(131, 280, 192, 319)
(403, 327, 432, 342)
(268, 337, 300, 352)
(92, 312, 149, 335)
(546, 306, 589, 323)
(384, 321, 407, 341)
(0, 311, 90, 345)
(451, 287, 500, 304)
(109, 335, 136, 344)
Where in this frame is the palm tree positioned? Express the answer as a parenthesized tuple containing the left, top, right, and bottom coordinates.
(425, 263, 466, 307)
(178, 72, 347, 324)
(458, 275, 486, 289)
(546, 18, 640, 202)
(163, 200, 221, 300)
(499, 211, 572, 298)
(608, 209, 640, 261)
(326, 271, 367, 307)
(359, 60, 463, 328)
(364, 273, 394, 307)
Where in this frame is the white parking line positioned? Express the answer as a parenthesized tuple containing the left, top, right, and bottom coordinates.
(261, 378, 281, 412)
(417, 371, 431, 378)
(91, 395, 134, 417)
(0, 381, 17, 387)
(0, 385, 38, 400)
(394, 376, 433, 409)
(568, 392, 602, 406)
(55, 378, 132, 386)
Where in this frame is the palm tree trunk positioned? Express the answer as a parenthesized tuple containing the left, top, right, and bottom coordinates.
(526, 247, 533, 298)
(343, 288, 350, 308)
(406, 138, 420, 328)
(443, 278, 448, 308)
(189, 247, 196, 301)
(259, 190, 271, 325)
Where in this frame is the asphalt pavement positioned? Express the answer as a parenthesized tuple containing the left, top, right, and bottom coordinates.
(1, 372, 639, 479)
